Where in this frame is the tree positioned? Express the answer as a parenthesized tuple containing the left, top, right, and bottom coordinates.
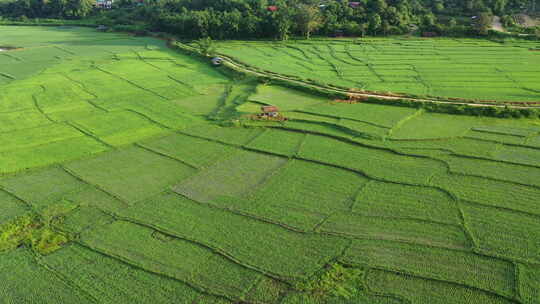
(295, 3, 322, 39)
(65, 0, 92, 18)
(239, 12, 261, 38)
(358, 23, 367, 37)
(475, 13, 492, 35)
(382, 20, 390, 35)
(370, 0, 387, 13)
(192, 10, 211, 38)
(48, 0, 67, 17)
(0, 0, 524, 39)
(433, 1, 445, 13)
(500, 14, 514, 27)
(343, 21, 361, 36)
(472, 0, 488, 12)
(221, 9, 241, 38)
(385, 6, 400, 26)
(422, 13, 436, 28)
(276, 15, 292, 40)
(493, 0, 507, 15)
(195, 37, 216, 56)
(269, 4, 293, 41)
(465, 0, 474, 12)
(369, 13, 381, 35)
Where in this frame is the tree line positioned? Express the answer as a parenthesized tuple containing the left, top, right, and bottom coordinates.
(0, 0, 538, 39)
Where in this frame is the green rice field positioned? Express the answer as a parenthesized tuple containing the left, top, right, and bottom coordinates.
(216, 38, 540, 102)
(0, 26, 539, 304)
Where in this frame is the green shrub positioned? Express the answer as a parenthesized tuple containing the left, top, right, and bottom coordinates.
(295, 263, 363, 299)
(0, 214, 69, 255)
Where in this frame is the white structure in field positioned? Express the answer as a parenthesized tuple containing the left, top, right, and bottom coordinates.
(96, 0, 113, 9)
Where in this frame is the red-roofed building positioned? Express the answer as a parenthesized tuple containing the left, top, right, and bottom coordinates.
(267, 5, 278, 12)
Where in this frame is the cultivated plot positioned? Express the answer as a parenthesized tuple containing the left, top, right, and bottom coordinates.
(0, 26, 539, 304)
(217, 38, 540, 102)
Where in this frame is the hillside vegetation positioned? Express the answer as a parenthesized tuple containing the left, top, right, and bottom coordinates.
(1, 0, 539, 40)
(0, 26, 539, 304)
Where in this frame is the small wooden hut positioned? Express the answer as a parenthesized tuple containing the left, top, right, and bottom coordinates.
(261, 106, 279, 117)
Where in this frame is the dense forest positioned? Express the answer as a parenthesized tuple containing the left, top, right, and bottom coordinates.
(0, 0, 538, 39)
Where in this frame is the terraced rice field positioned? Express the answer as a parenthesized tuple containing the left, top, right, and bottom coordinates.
(0, 26, 539, 304)
(216, 38, 540, 102)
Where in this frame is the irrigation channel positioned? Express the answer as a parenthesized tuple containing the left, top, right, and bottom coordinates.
(176, 43, 540, 110)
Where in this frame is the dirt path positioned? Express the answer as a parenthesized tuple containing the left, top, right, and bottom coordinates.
(492, 16, 506, 32)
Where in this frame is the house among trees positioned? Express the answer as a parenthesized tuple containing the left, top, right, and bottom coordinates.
(267, 5, 278, 12)
(261, 106, 279, 117)
(95, 0, 113, 9)
(348, 2, 361, 8)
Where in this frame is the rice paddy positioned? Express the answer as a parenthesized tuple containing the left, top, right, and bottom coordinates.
(0, 26, 539, 304)
(216, 38, 540, 102)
